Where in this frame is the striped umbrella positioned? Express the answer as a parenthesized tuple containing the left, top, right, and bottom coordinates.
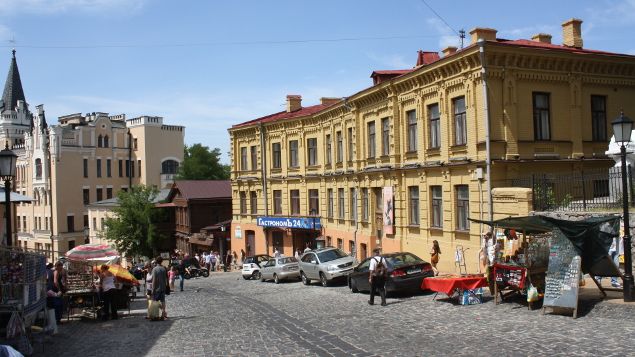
(65, 243, 119, 261)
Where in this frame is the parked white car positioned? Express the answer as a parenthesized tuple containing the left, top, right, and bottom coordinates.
(242, 254, 272, 280)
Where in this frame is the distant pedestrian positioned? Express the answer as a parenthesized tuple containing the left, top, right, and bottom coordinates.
(274, 247, 281, 258)
(295, 249, 301, 259)
(168, 266, 177, 291)
(303, 244, 311, 253)
(240, 249, 246, 264)
(430, 240, 441, 276)
(204, 252, 212, 273)
(225, 251, 232, 272)
(368, 248, 387, 306)
(178, 256, 187, 291)
(151, 256, 169, 320)
(232, 251, 238, 270)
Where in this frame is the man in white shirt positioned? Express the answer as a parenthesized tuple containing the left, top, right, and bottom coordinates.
(274, 248, 281, 258)
(368, 248, 388, 306)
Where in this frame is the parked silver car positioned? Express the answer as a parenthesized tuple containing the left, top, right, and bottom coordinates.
(260, 257, 300, 283)
(299, 247, 354, 287)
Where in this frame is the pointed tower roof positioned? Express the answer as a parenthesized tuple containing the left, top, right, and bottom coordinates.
(0, 50, 26, 112)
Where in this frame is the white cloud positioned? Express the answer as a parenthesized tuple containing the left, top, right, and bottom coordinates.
(587, 0, 635, 26)
(0, 0, 146, 15)
(425, 18, 459, 50)
(365, 52, 411, 69)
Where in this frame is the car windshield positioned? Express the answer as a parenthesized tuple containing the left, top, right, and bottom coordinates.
(386, 253, 423, 268)
(317, 249, 348, 263)
(279, 257, 297, 264)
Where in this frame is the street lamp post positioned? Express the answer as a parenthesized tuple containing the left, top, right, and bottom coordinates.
(612, 110, 634, 302)
(0, 143, 17, 247)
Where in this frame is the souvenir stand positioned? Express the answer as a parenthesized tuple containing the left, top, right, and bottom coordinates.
(64, 260, 100, 320)
(0, 247, 47, 355)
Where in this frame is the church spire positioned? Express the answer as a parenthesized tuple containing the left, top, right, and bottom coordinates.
(0, 49, 26, 112)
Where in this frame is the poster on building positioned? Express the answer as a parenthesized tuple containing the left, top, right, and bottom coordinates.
(235, 225, 242, 239)
(383, 186, 394, 235)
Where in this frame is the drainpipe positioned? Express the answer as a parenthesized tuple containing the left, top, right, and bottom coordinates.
(259, 122, 269, 253)
(127, 129, 132, 189)
(478, 40, 494, 237)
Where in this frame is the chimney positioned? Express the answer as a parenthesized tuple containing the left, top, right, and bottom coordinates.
(320, 97, 340, 106)
(469, 28, 497, 44)
(286, 95, 302, 112)
(531, 33, 552, 44)
(442, 46, 458, 57)
(562, 18, 583, 48)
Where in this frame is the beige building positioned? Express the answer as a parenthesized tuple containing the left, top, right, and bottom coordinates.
(0, 51, 185, 260)
(228, 19, 635, 273)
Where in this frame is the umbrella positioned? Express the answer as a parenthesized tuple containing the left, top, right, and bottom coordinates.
(101, 264, 139, 286)
(65, 243, 119, 261)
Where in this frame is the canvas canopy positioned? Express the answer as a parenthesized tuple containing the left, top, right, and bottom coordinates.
(471, 215, 620, 271)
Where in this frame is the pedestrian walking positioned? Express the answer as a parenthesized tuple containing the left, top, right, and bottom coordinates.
(368, 248, 387, 306)
(240, 249, 246, 265)
(303, 244, 311, 253)
(168, 265, 177, 291)
(178, 256, 187, 291)
(46, 263, 63, 325)
(100, 264, 118, 321)
(210, 251, 217, 272)
(225, 251, 232, 272)
(274, 247, 281, 258)
(151, 256, 169, 320)
(204, 252, 212, 274)
(430, 240, 441, 276)
(232, 251, 238, 270)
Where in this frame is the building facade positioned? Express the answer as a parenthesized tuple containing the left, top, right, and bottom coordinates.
(0, 51, 185, 260)
(228, 19, 635, 272)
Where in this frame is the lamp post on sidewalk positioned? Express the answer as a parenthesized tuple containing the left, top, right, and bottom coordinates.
(0, 143, 17, 247)
(612, 110, 634, 302)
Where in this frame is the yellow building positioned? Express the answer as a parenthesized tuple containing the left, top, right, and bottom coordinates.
(229, 18, 635, 272)
(0, 51, 185, 260)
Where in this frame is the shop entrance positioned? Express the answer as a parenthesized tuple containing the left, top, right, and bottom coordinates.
(246, 231, 255, 256)
(272, 231, 284, 255)
(293, 230, 314, 254)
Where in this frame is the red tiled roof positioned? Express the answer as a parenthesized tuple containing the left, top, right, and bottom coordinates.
(495, 39, 628, 57)
(232, 102, 336, 128)
(172, 180, 231, 200)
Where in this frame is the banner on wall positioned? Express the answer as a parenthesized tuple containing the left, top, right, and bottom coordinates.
(383, 186, 394, 235)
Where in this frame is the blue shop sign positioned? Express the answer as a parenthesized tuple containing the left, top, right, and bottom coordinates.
(257, 216, 321, 230)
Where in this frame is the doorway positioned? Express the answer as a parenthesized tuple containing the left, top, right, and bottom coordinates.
(246, 231, 255, 256)
(272, 231, 283, 255)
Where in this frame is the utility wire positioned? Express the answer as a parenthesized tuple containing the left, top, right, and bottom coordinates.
(420, 0, 460, 36)
(1, 34, 443, 50)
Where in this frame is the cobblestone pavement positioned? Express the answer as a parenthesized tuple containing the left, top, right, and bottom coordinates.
(35, 271, 635, 357)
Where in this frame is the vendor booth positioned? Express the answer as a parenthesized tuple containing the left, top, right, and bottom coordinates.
(472, 215, 621, 318)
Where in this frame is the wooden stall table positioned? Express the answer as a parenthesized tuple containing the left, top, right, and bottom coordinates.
(65, 289, 99, 321)
(421, 274, 488, 303)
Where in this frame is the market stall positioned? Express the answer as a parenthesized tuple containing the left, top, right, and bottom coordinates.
(0, 247, 47, 355)
(472, 215, 620, 316)
(421, 274, 488, 304)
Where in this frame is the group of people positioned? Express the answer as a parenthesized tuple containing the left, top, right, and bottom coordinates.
(192, 249, 246, 273)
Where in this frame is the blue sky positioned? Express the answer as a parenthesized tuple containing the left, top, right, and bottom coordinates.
(1, 0, 634, 163)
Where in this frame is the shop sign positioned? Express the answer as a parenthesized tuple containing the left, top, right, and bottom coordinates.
(257, 216, 321, 230)
(235, 226, 242, 239)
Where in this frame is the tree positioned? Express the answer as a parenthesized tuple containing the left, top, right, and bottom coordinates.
(176, 143, 230, 180)
(102, 185, 165, 258)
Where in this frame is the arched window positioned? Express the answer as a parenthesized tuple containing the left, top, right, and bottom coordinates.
(97, 135, 103, 148)
(161, 160, 179, 174)
(35, 159, 42, 179)
(103, 135, 109, 148)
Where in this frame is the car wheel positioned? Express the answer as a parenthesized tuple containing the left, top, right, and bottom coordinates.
(350, 278, 359, 293)
(320, 273, 329, 287)
(301, 272, 311, 285)
(242, 275, 250, 280)
(274, 274, 280, 284)
(252, 271, 261, 280)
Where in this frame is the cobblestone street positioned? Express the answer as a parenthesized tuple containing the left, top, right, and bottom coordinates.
(37, 272, 635, 357)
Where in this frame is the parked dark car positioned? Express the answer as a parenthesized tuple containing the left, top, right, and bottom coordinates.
(347, 252, 433, 294)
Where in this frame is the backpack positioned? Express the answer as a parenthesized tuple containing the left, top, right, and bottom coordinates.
(373, 257, 387, 278)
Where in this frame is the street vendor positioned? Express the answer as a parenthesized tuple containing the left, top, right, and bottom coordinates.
(99, 265, 119, 321)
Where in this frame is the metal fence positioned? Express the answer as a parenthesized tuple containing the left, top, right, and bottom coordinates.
(496, 166, 634, 211)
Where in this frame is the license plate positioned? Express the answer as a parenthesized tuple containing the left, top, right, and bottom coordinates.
(407, 268, 421, 275)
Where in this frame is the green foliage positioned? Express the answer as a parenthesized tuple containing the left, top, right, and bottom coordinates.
(101, 185, 164, 258)
(176, 143, 230, 180)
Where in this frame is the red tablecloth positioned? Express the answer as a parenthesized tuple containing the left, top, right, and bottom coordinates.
(421, 275, 488, 295)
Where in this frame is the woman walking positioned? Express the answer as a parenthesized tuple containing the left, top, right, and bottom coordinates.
(430, 240, 441, 276)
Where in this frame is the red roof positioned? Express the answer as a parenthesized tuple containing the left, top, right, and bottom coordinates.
(416, 50, 441, 66)
(232, 102, 336, 128)
(495, 39, 628, 57)
(171, 180, 231, 200)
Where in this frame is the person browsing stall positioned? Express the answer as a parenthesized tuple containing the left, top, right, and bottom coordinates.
(100, 265, 118, 321)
